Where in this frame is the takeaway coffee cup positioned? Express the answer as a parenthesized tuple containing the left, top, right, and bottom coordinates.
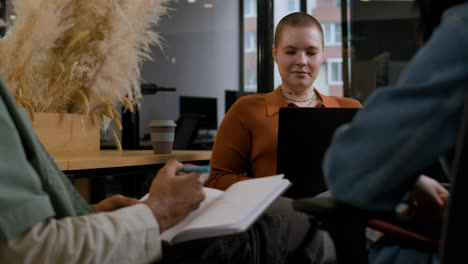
(149, 120, 177, 154)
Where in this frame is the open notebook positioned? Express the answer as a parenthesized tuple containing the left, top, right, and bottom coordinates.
(141, 174, 290, 244)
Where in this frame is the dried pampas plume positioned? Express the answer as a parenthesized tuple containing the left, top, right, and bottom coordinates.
(0, 0, 170, 148)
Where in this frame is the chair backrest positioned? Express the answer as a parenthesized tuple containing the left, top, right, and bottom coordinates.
(440, 95, 468, 264)
(173, 114, 204, 150)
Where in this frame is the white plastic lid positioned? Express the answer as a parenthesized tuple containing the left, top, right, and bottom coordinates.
(149, 120, 176, 127)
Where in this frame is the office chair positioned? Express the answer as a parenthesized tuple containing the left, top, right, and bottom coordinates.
(293, 95, 468, 264)
(173, 114, 204, 150)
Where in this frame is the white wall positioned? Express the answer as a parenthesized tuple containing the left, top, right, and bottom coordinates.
(139, 0, 239, 138)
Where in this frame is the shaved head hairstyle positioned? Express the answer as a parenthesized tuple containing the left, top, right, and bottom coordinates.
(274, 12, 324, 48)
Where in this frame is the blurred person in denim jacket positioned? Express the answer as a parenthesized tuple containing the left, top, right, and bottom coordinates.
(324, 0, 468, 263)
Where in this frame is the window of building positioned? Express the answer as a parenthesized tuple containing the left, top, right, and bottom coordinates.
(322, 22, 342, 46)
(334, 22, 342, 44)
(244, 32, 257, 52)
(245, 67, 257, 91)
(243, 0, 258, 91)
(244, 0, 256, 17)
(287, 0, 299, 12)
(322, 23, 332, 45)
(327, 59, 343, 85)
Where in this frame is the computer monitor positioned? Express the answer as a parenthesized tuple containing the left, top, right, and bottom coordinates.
(179, 96, 218, 130)
(276, 107, 359, 199)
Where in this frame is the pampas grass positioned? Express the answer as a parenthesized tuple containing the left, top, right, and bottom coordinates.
(0, 0, 170, 147)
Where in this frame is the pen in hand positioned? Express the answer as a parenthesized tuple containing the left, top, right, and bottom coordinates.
(180, 165, 211, 174)
(180, 165, 211, 184)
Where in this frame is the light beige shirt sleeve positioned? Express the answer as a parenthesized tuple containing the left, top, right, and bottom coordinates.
(0, 204, 162, 264)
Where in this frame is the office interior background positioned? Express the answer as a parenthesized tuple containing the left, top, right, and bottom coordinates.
(0, 0, 419, 150)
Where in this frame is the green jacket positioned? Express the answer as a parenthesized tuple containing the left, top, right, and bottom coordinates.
(0, 76, 91, 243)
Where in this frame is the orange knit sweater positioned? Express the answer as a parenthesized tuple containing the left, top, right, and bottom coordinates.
(205, 87, 362, 190)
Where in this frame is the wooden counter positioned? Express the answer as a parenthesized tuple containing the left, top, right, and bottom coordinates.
(53, 150, 212, 171)
(53, 150, 211, 204)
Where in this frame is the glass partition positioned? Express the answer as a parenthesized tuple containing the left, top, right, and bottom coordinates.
(348, 0, 418, 102)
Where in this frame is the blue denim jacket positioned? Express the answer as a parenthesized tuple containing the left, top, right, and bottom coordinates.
(323, 2, 468, 263)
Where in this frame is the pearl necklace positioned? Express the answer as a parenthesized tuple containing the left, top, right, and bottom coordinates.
(280, 86, 316, 103)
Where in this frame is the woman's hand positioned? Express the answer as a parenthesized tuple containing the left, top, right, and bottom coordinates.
(92, 194, 140, 213)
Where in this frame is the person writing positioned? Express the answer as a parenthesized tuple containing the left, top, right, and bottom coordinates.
(0, 72, 205, 262)
(205, 12, 361, 190)
(322, 0, 467, 262)
(0, 69, 332, 263)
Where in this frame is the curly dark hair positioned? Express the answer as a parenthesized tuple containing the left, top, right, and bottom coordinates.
(414, 0, 468, 43)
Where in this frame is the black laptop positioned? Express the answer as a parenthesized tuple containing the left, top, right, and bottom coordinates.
(276, 107, 359, 199)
